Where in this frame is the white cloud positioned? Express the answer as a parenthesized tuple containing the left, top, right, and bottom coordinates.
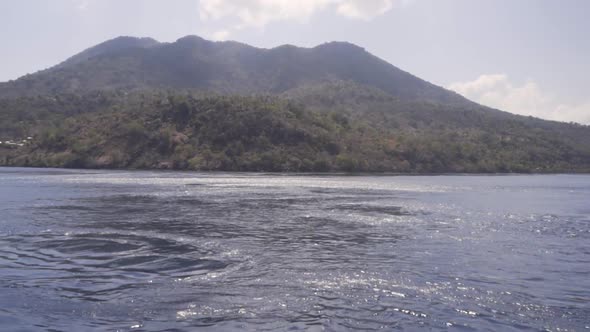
(337, 0, 393, 20)
(449, 74, 590, 124)
(199, 0, 332, 28)
(198, 0, 398, 38)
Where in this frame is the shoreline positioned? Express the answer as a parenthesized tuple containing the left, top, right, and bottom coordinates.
(1, 165, 588, 176)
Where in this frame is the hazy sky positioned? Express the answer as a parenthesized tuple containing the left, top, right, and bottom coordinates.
(1, 0, 589, 123)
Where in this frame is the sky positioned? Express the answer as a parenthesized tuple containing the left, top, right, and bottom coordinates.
(0, 0, 589, 124)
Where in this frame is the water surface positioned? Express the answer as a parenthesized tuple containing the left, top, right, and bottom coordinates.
(0, 168, 589, 331)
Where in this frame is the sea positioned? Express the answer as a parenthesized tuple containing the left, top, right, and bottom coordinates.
(0, 167, 589, 331)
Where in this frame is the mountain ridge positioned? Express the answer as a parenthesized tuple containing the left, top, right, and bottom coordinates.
(0, 35, 471, 107)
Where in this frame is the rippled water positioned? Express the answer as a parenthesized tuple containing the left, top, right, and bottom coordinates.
(0, 168, 589, 331)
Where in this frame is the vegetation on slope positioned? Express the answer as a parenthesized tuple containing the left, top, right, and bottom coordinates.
(1, 91, 589, 173)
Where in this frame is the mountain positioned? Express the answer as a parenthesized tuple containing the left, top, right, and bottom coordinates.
(0, 35, 589, 172)
(56, 36, 160, 68)
(0, 35, 468, 105)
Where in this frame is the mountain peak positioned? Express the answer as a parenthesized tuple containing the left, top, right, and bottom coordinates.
(57, 36, 160, 68)
(175, 35, 210, 45)
(314, 41, 365, 52)
(104, 36, 160, 46)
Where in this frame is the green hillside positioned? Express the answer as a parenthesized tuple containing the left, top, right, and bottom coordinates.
(1, 91, 588, 172)
(0, 35, 589, 173)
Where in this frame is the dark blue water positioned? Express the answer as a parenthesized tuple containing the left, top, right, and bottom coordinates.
(0, 168, 589, 331)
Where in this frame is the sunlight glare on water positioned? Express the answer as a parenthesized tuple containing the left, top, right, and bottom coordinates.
(0, 168, 589, 331)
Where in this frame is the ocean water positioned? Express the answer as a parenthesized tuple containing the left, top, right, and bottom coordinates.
(0, 167, 589, 331)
